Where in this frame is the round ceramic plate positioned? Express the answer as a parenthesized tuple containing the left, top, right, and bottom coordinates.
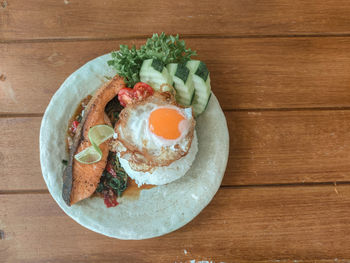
(39, 54, 229, 240)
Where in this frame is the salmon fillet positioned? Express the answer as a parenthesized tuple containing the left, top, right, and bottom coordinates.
(62, 75, 126, 206)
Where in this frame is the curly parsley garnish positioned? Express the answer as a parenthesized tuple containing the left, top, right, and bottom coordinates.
(107, 33, 197, 87)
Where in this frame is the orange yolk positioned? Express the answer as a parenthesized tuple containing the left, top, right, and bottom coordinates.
(149, 108, 185, 140)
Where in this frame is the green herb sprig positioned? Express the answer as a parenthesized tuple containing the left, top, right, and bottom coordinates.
(96, 152, 128, 197)
(107, 33, 197, 87)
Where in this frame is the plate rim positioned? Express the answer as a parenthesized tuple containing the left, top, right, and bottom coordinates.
(39, 53, 230, 240)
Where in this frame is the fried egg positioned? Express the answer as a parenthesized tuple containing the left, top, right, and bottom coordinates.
(112, 92, 197, 185)
(119, 131, 198, 186)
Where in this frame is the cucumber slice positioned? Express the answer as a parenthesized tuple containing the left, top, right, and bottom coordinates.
(151, 59, 164, 72)
(166, 63, 195, 106)
(186, 60, 212, 116)
(139, 59, 173, 91)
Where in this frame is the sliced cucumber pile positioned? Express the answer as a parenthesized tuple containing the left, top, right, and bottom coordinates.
(139, 59, 211, 116)
(166, 63, 195, 106)
(140, 58, 173, 91)
(186, 60, 212, 116)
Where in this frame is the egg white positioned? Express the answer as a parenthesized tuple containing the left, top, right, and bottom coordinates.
(118, 130, 198, 186)
(117, 103, 193, 155)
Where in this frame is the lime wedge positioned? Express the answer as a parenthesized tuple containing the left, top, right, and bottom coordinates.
(74, 146, 102, 164)
(74, 124, 114, 164)
(88, 125, 114, 145)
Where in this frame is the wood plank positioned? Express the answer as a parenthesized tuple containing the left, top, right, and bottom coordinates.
(3, 37, 350, 113)
(3, 110, 350, 190)
(0, 117, 43, 190)
(2, 0, 350, 40)
(224, 109, 350, 186)
(1, 186, 350, 262)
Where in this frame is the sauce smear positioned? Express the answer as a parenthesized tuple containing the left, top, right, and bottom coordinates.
(122, 177, 156, 200)
(67, 95, 92, 136)
(66, 95, 92, 151)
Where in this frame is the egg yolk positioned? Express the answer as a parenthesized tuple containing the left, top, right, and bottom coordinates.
(149, 108, 185, 140)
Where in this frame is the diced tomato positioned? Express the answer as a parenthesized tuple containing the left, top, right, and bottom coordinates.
(106, 162, 117, 177)
(133, 82, 154, 102)
(103, 191, 119, 208)
(118, 87, 134, 107)
(71, 120, 79, 133)
(118, 82, 154, 107)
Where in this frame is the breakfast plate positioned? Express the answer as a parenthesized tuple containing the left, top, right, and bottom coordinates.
(39, 36, 229, 240)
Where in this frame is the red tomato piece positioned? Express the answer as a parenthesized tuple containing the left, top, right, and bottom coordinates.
(106, 162, 117, 178)
(71, 120, 80, 133)
(118, 83, 154, 107)
(133, 82, 154, 102)
(118, 87, 134, 107)
(103, 191, 119, 208)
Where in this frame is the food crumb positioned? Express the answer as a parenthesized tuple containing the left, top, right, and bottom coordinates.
(334, 182, 339, 195)
(64, 0, 69, 4)
(0, 74, 6, 81)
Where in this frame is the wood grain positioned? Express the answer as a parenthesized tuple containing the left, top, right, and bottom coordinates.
(1, 186, 350, 262)
(2, 0, 350, 41)
(224, 110, 350, 186)
(2, 37, 350, 113)
(0, 117, 44, 191)
(3, 110, 350, 190)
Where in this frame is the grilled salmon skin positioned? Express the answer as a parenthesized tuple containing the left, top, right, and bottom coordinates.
(62, 75, 126, 206)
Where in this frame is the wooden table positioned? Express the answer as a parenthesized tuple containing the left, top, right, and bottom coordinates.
(2, 0, 350, 262)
